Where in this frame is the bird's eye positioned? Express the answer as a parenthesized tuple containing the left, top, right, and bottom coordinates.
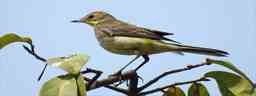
(88, 15, 95, 19)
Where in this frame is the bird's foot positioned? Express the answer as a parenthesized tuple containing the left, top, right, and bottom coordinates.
(109, 70, 144, 86)
(109, 71, 125, 87)
(112, 73, 144, 87)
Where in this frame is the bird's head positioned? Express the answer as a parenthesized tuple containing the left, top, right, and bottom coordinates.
(71, 11, 116, 26)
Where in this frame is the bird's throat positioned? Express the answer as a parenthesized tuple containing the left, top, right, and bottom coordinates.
(88, 21, 99, 26)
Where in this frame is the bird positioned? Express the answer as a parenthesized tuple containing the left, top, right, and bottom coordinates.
(71, 11, 229, 75)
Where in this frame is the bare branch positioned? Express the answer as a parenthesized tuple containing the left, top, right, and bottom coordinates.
(138, 61, 210, 91)
(138, 77, 210, 96)
(82, 61, 212, 96)
(84, 70, 137, 90)
(128, 71, 139, 96)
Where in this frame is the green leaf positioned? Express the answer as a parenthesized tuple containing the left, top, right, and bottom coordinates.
(0, 33, 32, 49)
(207, 58, 254, 87)
(39, 74, 86, 96)
(47, 54, 89, 74)
(205, 71, 254, 96)
(188, 83, 209, 96)
(163, 86, 185, 96)
(252, 88, 256, 96)
(76, 74, 86, 96)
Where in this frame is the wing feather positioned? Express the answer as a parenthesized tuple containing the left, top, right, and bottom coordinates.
(98, 25, 181, 44)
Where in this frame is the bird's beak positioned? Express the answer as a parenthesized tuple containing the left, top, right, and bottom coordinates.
(71, 20, 81, 23)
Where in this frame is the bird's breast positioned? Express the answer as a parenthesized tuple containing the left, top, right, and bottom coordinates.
(97, 36, 140, 55)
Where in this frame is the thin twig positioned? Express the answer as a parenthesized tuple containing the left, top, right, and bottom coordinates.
(37, 64, 48, 81)
(139, 62, 210, 91)
(22, 44, 46, 62)
(23, 44, 47, 81)
(138, 77, 210, 96)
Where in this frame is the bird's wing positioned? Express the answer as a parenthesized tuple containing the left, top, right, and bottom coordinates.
(99, 25, 181, 44)
(144, 28, 174, 36)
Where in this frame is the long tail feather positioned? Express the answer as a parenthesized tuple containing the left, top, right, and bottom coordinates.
(175, 45, 229, 57)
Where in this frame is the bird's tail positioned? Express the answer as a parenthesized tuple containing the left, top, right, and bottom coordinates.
(172, 44, 229, 57)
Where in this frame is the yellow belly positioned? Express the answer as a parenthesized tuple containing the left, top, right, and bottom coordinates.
(98, 36, 175, 55)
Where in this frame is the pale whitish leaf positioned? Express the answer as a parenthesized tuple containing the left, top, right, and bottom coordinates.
(47, 54, 89, 74)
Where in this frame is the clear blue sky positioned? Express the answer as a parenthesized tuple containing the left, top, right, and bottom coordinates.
(1, 0, 255, 96)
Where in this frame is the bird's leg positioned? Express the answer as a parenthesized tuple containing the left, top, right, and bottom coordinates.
(135, 55, 149, 71)
(126, 55, 148, 85)
(110, 55, 141, 87)
(112, 55, 149, 87)
(111, 55, 141, 76)
(121, 55, 148, 86)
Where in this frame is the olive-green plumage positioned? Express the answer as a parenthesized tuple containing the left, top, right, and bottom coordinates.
(72, 11, 228, 57)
